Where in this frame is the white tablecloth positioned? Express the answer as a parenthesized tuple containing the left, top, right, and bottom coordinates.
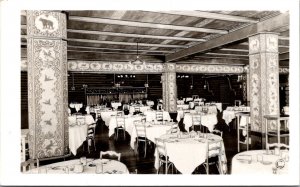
(177, 100, 185, 105)
(25, 159, 129, 174)
(222, 107, 250, 125)
(98, 110, 118, 126)
(154, 133, 225, 174)
(177, 104, 189, 110)
(146, 101, 154, 106)
(195, 105, 218, 114)
(129, 105, 150, 114)
(176, 110, 196, 122)
(232, 150, 289, 175)
(69, 103, 83, 112)
(68, 115, 95, 155)
(183, 113, 218, 132)
(130, 123, 172, 149)
(222, 110, 236, 125)
(111, 102, 122, 110)
(143, 110, 171, 122)
(108, 115, 144, 137)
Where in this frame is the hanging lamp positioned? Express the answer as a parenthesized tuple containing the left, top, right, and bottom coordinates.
(131, 40, 145, 65)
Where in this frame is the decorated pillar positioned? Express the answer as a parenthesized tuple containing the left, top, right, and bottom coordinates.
(27, 11, 68, 159)
(249, 33, 280, 147)
(162, 63, 177, 112)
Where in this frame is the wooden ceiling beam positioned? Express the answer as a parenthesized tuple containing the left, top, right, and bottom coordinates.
(279, 52, 289, 61)
(67, 29, 206, 42)
(68, 45, 173, 53)
(67, 51, 164, 62)
(68, 38, 187, 48)
(67, 49, 165, 56)
(69, 16, 228, 34)
(165, 12, 289, 62)
(151, 11, 259, 23)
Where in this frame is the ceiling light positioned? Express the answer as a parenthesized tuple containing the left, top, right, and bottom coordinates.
(131, 40, 145, 65)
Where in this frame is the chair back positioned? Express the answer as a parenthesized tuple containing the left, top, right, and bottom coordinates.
(155, 138, 167, 159)
(117, 111, 123, 116)
(100, 151, 121, 161)
(156, 111, 164, 121)
(192, 114, 201, 126)
(134, 106, 141, 113)
(266, 143, 289, 155)
(157, 103, 163, 110)
(207, 139, 223, 158)
(21, 158, 39, 172)
(211, 129, 223, 137)
(87, 123, 96, 137)
(169, 123, 179, 134)
(135, 121, 146, 138)
(116, 116, 125, 128)
(76, 115, 86, 125)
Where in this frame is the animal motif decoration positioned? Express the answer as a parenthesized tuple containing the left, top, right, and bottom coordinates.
(44, 75, 53, 81)
(39, 17, 54, 30)
(43, 99, 51, 105)
(44, 119, 52, 126)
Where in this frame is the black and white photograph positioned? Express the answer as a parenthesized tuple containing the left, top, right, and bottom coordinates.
(0, 0, 299, 186)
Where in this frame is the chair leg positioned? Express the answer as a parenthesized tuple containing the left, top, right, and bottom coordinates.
(144, 141, 147, 158)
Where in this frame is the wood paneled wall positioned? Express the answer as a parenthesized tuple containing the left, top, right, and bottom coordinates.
(177, 74, 244, 107)
(20, 72, 289, 129)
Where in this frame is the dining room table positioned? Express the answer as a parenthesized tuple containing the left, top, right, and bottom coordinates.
(195, 105, 218, 114)
(222, 106, 250, 125)
(231, 150, 289, 175)
(111, 102, 122, 110)
(143, 110, 171, 123)
(95, 109, 118, 126)
(68, 114, 95, 155)
(129, 104, 151, 114)
(183, 113, 218, 132)
(130, 122, 174, 149)
(177, 104, 189, 110)
(24, 158, 129, 174)
(108, 114, 145, 137)
(154, 132, 226, 174)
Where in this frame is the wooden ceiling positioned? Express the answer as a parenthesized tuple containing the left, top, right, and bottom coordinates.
(21, 10, 289, 66)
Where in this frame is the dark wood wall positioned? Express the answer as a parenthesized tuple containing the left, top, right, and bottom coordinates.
(68, 73, 163, 104)
(177, 74, 244, 107)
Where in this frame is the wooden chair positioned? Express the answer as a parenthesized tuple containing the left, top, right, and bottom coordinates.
(211, 129, 223, 137)
(21, 135, 28, 163)
(236, 112, 251, 152)
(86, 123, 97, 153)
(266, 143, 289, 155)
(191, 114, 201, 132)
(134, 106, 141, 114)
(134, 121, 148, 158)
(156, 111, 164, 122)
(115, 116, 126, 140)
(264, 115, 289, 149)
(203, 139, 227, 175)
(100, 151, 121, 161)
(155, 138, 174, 174)
(21, 158, 39, 172)
(167, 123, 179, 134)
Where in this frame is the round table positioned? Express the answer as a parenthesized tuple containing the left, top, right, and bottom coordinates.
(231, 150, 289, 175)
(154, 133, 226, 174)
(25, 159, 129, 174)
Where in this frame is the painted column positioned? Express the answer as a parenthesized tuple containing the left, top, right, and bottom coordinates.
(162, 63, 177, 112)
(249, 33, 280, 147)
(27, 11, 68, 159)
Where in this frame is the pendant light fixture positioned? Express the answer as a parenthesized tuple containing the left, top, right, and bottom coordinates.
(144, 74, 149, 88)
(190, 75, 193, 89)
(71, 73, 75, 91)
(131, 39, 145, 65)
